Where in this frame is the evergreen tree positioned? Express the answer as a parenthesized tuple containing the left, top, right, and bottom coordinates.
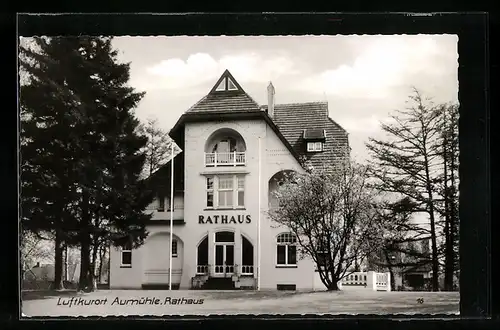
(365, 88, 442, 291)
(366, 95, 459, 292)
(20, 37, 82, 290)
(433, 103, 460, 290)
(20, 36, 154, 292)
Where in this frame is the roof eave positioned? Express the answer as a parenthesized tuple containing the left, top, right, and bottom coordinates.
(169, 111, 303, 165)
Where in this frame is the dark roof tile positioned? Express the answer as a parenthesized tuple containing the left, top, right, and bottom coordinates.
(186, 92, 261, 114)
(263, 102, 349, 170)
(177, 70, 349, 171)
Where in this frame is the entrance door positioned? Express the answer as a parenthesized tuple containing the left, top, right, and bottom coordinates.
(214, 244, 235, 277)
(225, 245, 234, 273)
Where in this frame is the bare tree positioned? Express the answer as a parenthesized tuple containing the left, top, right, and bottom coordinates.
(138, 117, 180, 177)
(20, 229, 54, 280)
(268, 160, 388, 291)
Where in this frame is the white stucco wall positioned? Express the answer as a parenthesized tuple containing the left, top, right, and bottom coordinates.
(111, 118, 319, 290)
(110, 244, 143, 289)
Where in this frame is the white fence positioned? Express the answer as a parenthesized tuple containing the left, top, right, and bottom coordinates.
(313, 271, 391, 292)
(339, 271, 391, 292)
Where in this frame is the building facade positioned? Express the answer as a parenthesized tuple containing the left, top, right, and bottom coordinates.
(109, 70, 349, 290)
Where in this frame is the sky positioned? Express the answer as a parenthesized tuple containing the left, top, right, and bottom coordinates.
(113, 35, 459, 162)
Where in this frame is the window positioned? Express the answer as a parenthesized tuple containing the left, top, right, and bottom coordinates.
(227, 78, 237, 91)
(218, 176, 233, 208)
(215, 231, 235, 243)
(237, 176, 245, 207)
(317, 251, 329, 269)
(307, 141, 323, 152)
(277, 284, 296, 291)
(158, 192, 165, 212)
(206, 177, 214, 208)
(215, 80, 225, 91)
(215, 77, 238, 92)
(276, 233, 297, 266)
(172, 239, 178, 257)
(121, 241, 132, 267)
(206, 175, 245, 209)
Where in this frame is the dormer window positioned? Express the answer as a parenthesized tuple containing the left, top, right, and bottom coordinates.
(215, 76, 238, 92)
(303, 129, 326, 153)
(307, 141, 323, 152)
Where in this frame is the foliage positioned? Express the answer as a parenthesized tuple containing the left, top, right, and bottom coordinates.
(19, 36, 155, 291)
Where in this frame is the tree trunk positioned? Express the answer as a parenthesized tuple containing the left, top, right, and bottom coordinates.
(64, 245, 68, 282)
(108, 245, 111, 285)
(427, 213, 440, 291)
(52, 229, 65, 290)
(91, 238, 99, 288)
(423, 150, 440, 292)
(449, 133, 458, 290)
(443, 196, 454, 292)
(327, 281, 340, 291)
(78, 232, 91, 291)
(442, 126, 455, 292)
(443, 221, 454, 291)
(78, 191, 94, 292)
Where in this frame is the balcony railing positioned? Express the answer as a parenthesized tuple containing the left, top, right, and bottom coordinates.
(214, 264, 235, 274)
(239, 265, 254, 275)
(205, 152, 246, 167)
(196, 265, 210, 275)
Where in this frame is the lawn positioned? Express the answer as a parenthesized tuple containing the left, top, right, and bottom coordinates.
(21, 289, 460, 317)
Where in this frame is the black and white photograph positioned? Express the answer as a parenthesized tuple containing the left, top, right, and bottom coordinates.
(19, 31, 461, 317)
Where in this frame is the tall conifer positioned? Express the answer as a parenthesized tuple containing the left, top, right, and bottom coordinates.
(20, 37, 154, 291)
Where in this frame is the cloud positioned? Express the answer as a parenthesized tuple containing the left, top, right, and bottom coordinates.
(131, 52, 298, 91)
(336, 115, 386, 134)
(295, 35, 454, 99)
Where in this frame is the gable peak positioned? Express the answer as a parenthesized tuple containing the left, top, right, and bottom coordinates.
(209, 69, 244, 94)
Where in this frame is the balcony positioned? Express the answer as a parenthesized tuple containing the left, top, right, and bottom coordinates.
(205, 152, 246, 167)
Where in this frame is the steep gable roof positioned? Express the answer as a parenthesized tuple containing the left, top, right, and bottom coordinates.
(170, 70, 303, 165)
(169, 70, 350, 173)
(186, 70, 261, 114)
(262, 102, 349, 170)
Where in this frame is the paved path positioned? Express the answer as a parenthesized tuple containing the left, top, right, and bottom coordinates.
(22, 290, 460, 317)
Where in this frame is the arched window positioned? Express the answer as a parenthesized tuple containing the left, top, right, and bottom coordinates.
(171, 239, 178, 257)
(276, 232, 297, 266)
(212, 137, 237, 153)
(204, 128, 247, 167)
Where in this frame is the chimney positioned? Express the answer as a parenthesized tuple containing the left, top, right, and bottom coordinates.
(267, 82, 275, 118)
